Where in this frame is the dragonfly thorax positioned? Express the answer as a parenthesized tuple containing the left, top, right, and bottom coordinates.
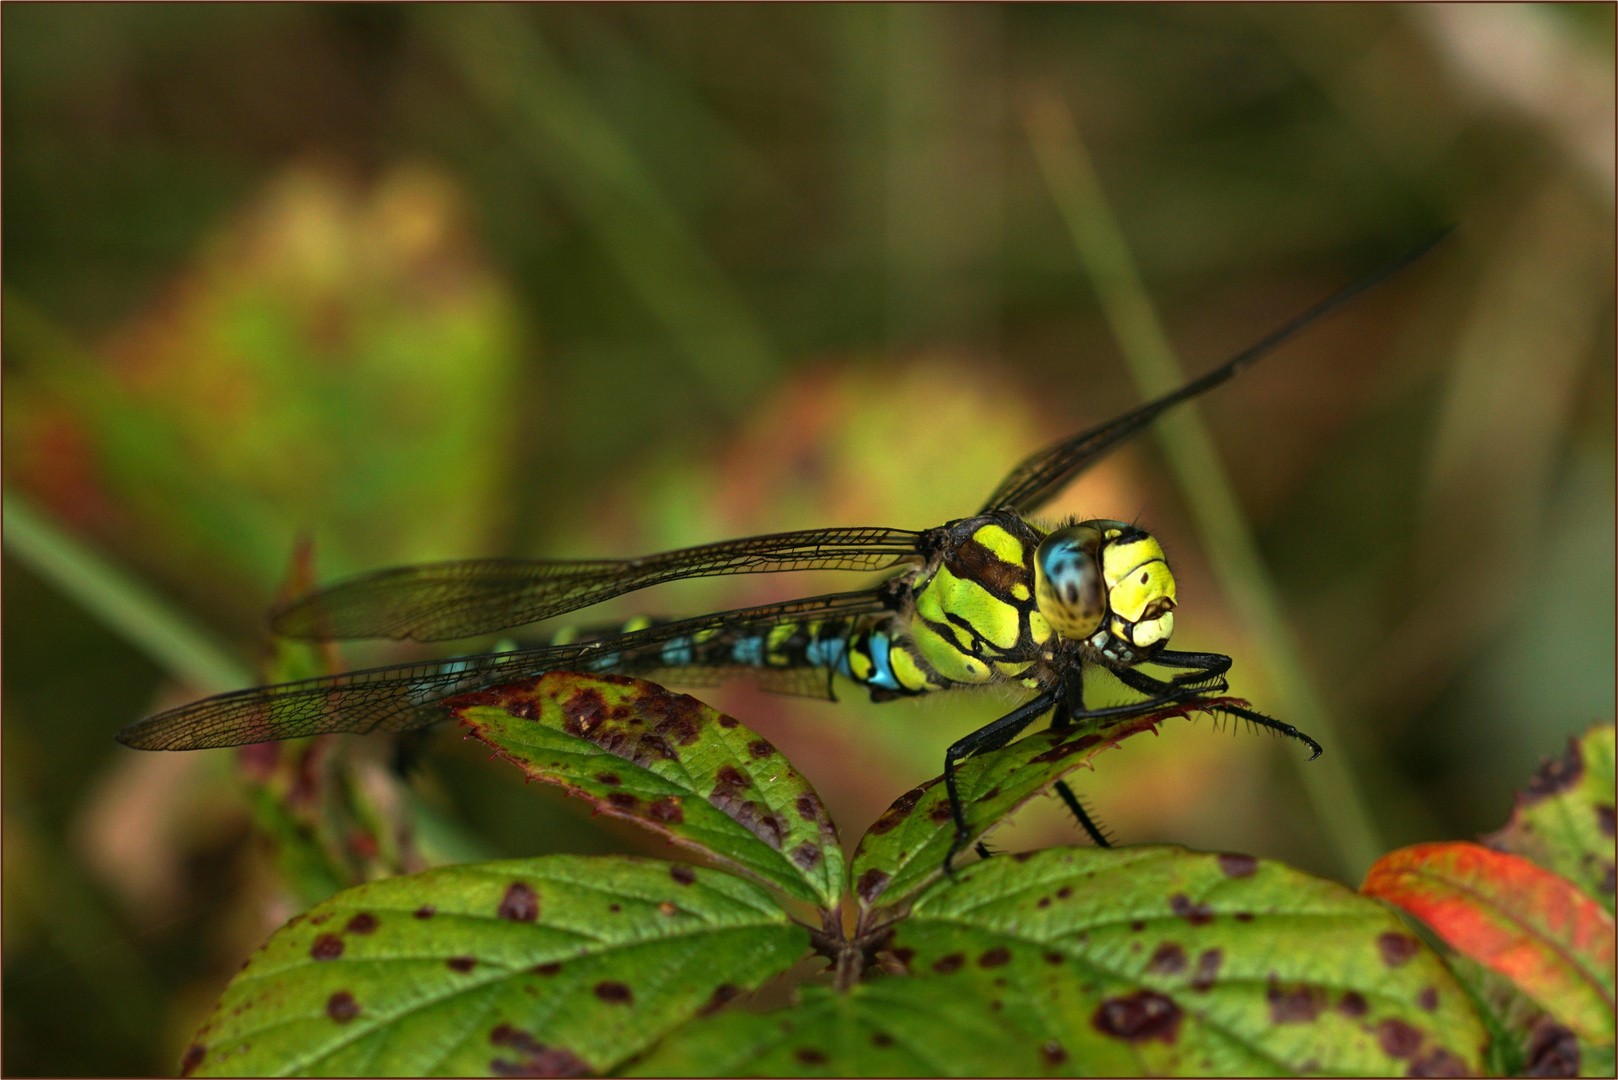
(1035, 520, 1176, 663)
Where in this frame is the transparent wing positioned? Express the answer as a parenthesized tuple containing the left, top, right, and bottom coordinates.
(270, 526, 920, 642)
(119, 589, 891, 751)
(981, 233, 1449, 515)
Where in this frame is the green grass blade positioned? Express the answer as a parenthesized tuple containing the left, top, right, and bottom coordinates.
(4, 489, 250, 695)
(427, 6, 778, 413)
(1022, 92, 1382, 879)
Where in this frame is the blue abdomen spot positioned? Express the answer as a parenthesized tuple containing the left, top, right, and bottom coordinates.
(866, 633, 900, 690)
(731, 636, 765, 666)
(660, 638, 693, 667)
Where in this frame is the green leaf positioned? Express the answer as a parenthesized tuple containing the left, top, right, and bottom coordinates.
(1441, 948, 1572, 1078)
(1484, 723, 1615, 914)
(892, 846, 1486, 1076)
(448, 673, 845, 907)
(622, 979, 1078, 1077)
(184, 855, 807, 1078)
(849, 702, 1226, 918)
(634, 846, 1487, 1076)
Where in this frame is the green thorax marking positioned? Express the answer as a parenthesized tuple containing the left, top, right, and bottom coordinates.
(906, 514, 1048, 686)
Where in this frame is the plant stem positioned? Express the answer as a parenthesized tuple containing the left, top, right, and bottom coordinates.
(4, 489, 250, 695)
(1021, 91, 1383, 880)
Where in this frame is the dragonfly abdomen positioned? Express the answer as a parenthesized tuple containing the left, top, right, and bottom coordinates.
(543, 614, 941, 702)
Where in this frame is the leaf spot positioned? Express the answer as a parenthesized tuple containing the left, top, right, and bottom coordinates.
(648, 796, 684, 823)
(325, 991, 359, 1023)
(1524, 1019, 1579, 1077)
(1417, 987, 1438, 1012)
(414, 904, 436, 919)
(1336, 991, 1368, 1017)
(1525, 739, 1584, 802)
(1169, 894, 1214, 925)
(1377, 931, 1419, 967)
(180, 1044, 206, 1077)
(670, 864, 697, 886)
(932, 952, 965, 974)
(499, 882, 539, 922)
(1217, 852, 1257, 878)
(1190, 948, 1222, 991)
(448, 956, 477, 973)
(1377, 1017, 1423, 1059)
(790, 842, 822, 871)
(344, 912, 378, 934)
(593, 981, 633, 1005)
(1147, 942, 1186, 975)
(794, 1048, 827, 1065)
(1266, 982, 1323, 1023)
(309, 934, 344, 961)
(1092, 990, 1182, 1044)
(1040, 1040, 1067, 1067)
(488, 1023, 590, 1078)
(978, 946, 1011, 968)
(700, 984, 740, 1016)
(856, 867, 891, 903)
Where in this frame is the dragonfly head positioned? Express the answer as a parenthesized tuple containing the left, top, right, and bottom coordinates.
(1034, 520, 1176, 657)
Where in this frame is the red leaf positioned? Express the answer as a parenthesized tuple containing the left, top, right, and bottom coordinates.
(1363, 841, 1614, 1043)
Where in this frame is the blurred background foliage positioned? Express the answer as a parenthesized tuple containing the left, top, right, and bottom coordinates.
(2, 5, 1612, 1075)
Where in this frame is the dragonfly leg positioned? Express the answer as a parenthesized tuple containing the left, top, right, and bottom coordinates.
(1052, 781, 1112, 847)
(1111, 663, 1321, 759)
(1151, 649, 1233, 689)
(943, 689, 1060, 878)
(1046, 677, 1112, 848)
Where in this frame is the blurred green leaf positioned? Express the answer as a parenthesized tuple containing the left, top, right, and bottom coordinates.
(1484, 724, 1616, 915)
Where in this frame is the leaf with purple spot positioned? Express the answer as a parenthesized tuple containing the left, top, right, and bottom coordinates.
(867, 846, 1486, 1077)
(446, 672, 844, 906)
(1483, 723, 1614, 916)
(182, 855, 806, 1077)
(624, 979, 1076, 1077)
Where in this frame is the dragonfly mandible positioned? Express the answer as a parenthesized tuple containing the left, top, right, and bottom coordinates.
(118, 235, 1444, 873)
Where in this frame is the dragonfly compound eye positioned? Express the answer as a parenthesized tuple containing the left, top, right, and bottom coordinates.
(1099, 528, 1176, 649)
(1033, 525, 1106, 638)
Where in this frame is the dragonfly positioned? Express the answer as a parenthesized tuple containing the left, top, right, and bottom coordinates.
(118, 236, 1443, 873)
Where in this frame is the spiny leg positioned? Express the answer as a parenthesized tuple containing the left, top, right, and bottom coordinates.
(1209, 701, 1323, 759)
(1110, 663, 1323, 759)
(942, 689, 1060, 877)
(941, 681, 1216, 875)
(1047, 676, 1111, 848)
(1052, 782, 1112, 847)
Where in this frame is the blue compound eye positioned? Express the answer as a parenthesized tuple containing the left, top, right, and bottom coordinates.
(1033, 525, 1106, 639)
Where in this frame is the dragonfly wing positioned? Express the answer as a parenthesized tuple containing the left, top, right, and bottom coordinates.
(122, 589, 891, 750)
(269, 527, 919, 642)
(981, 233, 1450, 515)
